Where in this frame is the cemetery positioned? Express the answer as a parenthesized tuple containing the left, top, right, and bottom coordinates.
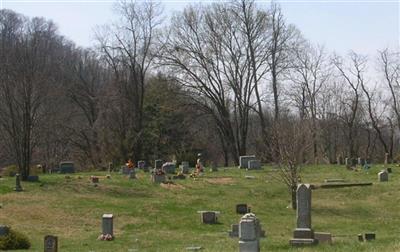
(0, 162, 399, 251)
(0, 0, 398, 251)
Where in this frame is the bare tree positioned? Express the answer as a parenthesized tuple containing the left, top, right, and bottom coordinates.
(64, 49, 107, 168)
(289, 43, 330, 163)
(379, 48, 400, 133)
(272, 117, 311, 209)
(268, 3, 298, 122)
(96, 0, 163, 163)
(332, 52, 364, 158)
(359, 76, 390, 160)
(162, 3, 261, 164)
(0, 11, 63, 179)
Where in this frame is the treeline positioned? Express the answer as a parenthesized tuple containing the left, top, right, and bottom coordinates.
(0, 1, 398, 179)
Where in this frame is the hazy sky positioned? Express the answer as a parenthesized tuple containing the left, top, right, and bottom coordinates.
(1, 0, 399, 57)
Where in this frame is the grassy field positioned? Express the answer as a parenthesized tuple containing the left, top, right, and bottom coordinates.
(0, 164, 399, 252)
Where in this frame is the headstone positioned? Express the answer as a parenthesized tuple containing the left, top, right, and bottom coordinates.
(27, 175, 39, 182)
(128, 169, 136, 179)
(239, 155, 257, 169)
(345, 157, 349, 167)
(120, 166, 130, 175)
(365, 232, 375, 241)
(0, 225, 9, 236)
(151, 173, 166, 183)
(108, 162, 113, 173)
(180, 161, 190, 174)
(138, 160, 145, 169)
(236, 204, 248, 214)
(198, 211, 219, 224)
(290, 184, 317, 246)
(358, 234, 364, 242)
(248, 160, 261, 170)
(162, 162, 176, 174)
(238, 213, 262, 252)
(102, 214, 113, 236)
(378, 170, 388, 182)
(44, 235, 58, 252)
(314, 232, 332, 244)
(387, 167, 392, 173)
(154, 159, 163, 169)
(229, 224, 239, 237)
(14, 173, 23, 192)
(59, 161, 75, 174)
(357, 157, 361, 165)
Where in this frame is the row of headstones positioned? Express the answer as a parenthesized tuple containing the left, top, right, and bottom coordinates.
(119, 160, 191, 175)
(343, 157, 372, 166)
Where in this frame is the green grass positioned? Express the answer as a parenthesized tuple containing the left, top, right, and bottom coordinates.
(0, 164, 399, 251)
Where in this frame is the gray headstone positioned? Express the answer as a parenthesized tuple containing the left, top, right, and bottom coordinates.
(155, 159, 163, 169)
(44, 235, 58, 252)
(162, 162, 176, 174)
(229, 224, 239, 237)
(378, 170, 388, 182)
(238, 213, 261, 252)
(59, 161, 75, 174)
(314, 232, 332, 244)
(290, 184, 317, 246)
(296, 184, 312, 229)
(200, 211, 217, 224)
(239, 155, 257, 169)
(180, 161, 190, 174)
(248, 160, 261, 170)
(236, 204, 248, 214)
(151, 174, 166, 183)
(102, 214, 113, 236)
(137, 161, 145, 169)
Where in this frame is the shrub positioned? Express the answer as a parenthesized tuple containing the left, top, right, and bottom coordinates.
(0, 227, 31, 250)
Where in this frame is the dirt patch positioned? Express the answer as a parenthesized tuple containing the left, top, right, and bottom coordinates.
(205, 177, 235, 185)
(160, 183, 185, 190)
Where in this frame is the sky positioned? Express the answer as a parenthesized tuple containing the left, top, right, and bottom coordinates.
(0, 0, 399, 57)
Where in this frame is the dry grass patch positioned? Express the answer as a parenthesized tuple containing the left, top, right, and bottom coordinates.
(205, 177, 235, 185)
(160, 183, 185, 190)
